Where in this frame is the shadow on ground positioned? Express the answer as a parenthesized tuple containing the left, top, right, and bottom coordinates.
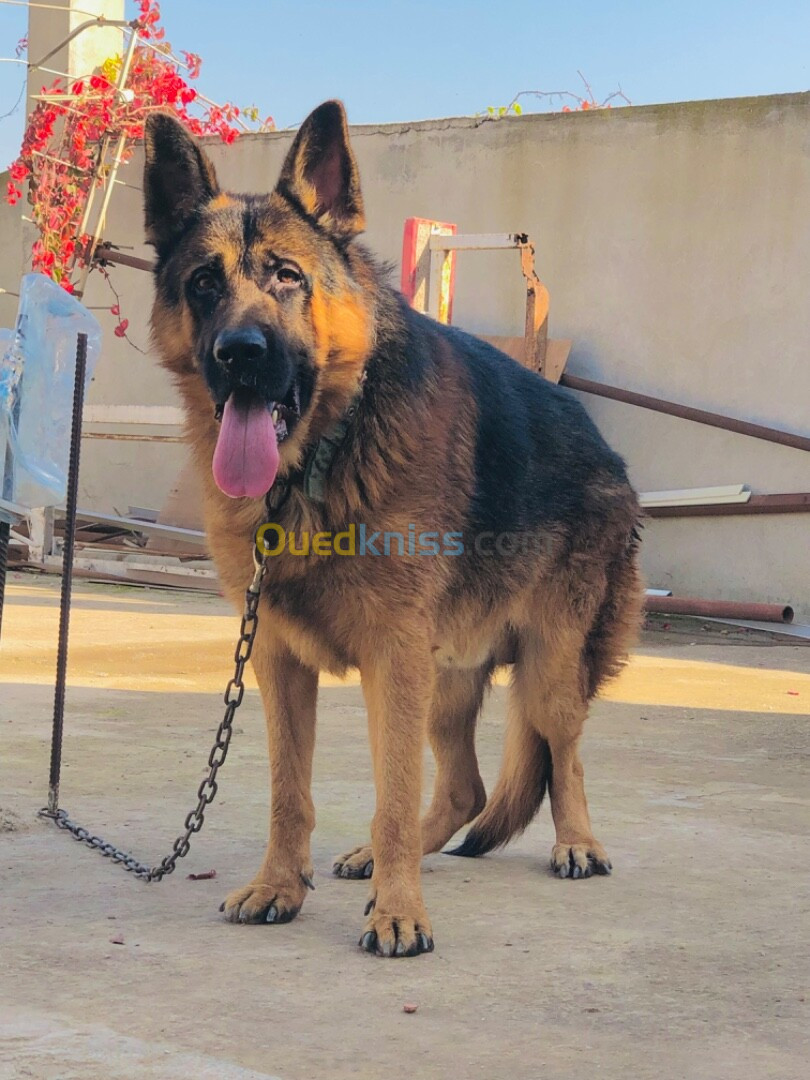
(0, 578, 808, 1079)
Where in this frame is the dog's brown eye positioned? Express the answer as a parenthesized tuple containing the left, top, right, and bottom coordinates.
(191, 270, 218, 296)
(275, 265, 302, 288)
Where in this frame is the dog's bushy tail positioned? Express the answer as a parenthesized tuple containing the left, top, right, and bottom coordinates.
(448, 721, 552, 858)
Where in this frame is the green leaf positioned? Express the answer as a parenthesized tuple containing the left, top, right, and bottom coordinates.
(512, 102, 522, 115)
(487, 106, 495, 115)
(498, 106, 507, 116)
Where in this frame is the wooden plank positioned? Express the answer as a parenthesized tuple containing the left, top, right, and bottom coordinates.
(82, 405, 185, 426)
(477, 335, 571, 381)
(639, 485, 750, 508)
(42, 556, 218, 593)
(81, 432, 185, 442)
(71, 509, 207, 546)
(477, 335, 526, 362)
(428, 232, 523, 251)
(401, 218, 456, 316)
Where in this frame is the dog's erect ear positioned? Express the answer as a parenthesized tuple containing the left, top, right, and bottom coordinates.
(143, 113, 220, 253)
(276, 100, 365, 239)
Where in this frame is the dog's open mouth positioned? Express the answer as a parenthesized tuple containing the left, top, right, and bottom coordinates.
(212, 382, 301, 500)
(269, 381, 301, 444)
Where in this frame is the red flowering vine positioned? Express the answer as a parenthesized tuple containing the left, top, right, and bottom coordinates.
(6, 0, 274, 315)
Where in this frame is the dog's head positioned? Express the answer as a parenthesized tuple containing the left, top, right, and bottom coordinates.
(144, 101, 373, 499)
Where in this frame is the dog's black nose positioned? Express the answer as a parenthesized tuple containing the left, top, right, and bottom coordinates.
(213, 327, 268, 367)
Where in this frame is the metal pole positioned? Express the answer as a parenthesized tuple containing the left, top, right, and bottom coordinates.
(559, 374, 810, 454)
(47, 332, 88, 815)
(0, 519, 9, 641)
(93, 243, 155, 273)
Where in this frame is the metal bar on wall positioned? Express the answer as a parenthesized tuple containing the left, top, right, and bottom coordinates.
(560, 374, 810, 453)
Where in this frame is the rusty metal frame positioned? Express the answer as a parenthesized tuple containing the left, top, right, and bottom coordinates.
(426, 231, 552, 375)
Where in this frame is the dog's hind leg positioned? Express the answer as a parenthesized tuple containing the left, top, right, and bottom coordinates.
(518, 629, 613, 879)
(453, 547, 642, 874)
(421, 665, 490, 851)
(333, 665, 489, 879)
(452, 621, 610, 877)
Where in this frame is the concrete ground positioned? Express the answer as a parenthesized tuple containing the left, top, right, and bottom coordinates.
(1, 573, 808, 1080)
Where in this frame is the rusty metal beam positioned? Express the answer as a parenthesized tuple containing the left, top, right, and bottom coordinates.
(93, 243, 155, 273)
(645, 596, 794, 624)
(560, 374, 810, 453)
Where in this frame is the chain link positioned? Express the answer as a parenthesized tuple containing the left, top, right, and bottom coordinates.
(39, 550, 268, 882)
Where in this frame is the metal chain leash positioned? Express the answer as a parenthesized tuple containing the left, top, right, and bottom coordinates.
(39, 549, 267, 882)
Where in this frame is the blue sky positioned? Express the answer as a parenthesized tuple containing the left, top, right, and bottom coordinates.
(1, 0, 809, 165)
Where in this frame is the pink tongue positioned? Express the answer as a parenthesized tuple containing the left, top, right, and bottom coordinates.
(212, 396, 280, 499)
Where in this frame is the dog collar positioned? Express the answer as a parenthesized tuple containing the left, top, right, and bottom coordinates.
(301, 394, 361, 502)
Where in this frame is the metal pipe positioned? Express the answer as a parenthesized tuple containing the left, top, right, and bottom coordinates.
(47, 332, 88, 814)
(646, 493, 810, 518)
(644, 596, 794, 624)
(560, 374, 810, 453)
(28, 16, 136, 73)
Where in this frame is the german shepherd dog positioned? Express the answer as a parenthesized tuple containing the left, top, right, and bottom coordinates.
(143, 101, 642, 958)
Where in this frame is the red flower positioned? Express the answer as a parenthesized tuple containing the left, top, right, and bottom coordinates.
(110, 304, 120, 315)
(10, 1, 266, 299)
(182, 52, 202, 79)
(114, 318, 129, 338)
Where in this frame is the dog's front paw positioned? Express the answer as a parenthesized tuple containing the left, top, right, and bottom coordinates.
(358, 895, 434, 958)
(220, 868, 312, 924)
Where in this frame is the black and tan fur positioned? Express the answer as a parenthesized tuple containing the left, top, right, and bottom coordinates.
(143, 101, 643, 958)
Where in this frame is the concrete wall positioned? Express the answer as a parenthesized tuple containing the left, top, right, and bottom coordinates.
(6, 93, 809, 616)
